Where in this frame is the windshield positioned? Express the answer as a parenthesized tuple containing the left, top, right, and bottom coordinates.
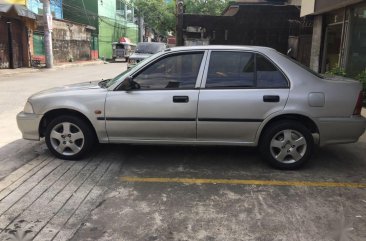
(100, 52, 162, 88)
(135, 43, 166, 54)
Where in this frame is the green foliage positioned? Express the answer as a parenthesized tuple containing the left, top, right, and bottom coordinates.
(128, 0, 233, 36)
(325, 66, 347, 77)
(355, 69, 366, 91)
(129, 0, 175, 35)
(184, 0, 233, 15)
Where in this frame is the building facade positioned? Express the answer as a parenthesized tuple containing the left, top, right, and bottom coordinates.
(0, 2, 36, 69)
(302, 0, 366, 77)
(178, 1, 301, 55)
(63, 0, 138, 60)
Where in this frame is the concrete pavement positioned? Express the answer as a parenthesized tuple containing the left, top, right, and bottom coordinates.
(0, 138, 365, 241)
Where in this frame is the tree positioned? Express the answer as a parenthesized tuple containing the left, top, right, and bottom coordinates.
(128, 0, 232, 37)
(129, 0, 175, 36)
(184, 0, 233, 16)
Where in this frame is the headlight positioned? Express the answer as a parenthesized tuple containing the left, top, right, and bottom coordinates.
(24, 101, 34, 114)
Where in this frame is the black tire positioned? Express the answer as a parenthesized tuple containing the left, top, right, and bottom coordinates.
(259, 120, 314, 170)
(45, 115, 95, 160)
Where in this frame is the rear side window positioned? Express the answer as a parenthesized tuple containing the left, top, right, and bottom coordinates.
(206, 52, 255, 88)
(256, 54, 288, 88)
(205, 51, 288, 88)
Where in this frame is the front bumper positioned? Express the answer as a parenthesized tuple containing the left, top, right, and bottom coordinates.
(317, 115, 366, 146)
(16, 112, 43, 141)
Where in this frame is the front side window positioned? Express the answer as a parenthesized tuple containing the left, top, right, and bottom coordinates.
(132, 52, 204, 89)
(206, 52, 255, 88)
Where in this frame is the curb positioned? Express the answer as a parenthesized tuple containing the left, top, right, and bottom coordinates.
(0, 60, 105, 77)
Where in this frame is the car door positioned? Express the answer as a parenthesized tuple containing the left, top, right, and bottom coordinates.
(105, 51, 206, 142)
(197, 50, 290, 143)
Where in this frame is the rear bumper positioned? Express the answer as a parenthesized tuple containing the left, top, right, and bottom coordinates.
(16, 112, 43, 141)
(317, 115, 366, 146)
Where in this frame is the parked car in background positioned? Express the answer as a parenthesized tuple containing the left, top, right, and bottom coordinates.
(128, 42, 167, 69)
(17, 46, 366, 169)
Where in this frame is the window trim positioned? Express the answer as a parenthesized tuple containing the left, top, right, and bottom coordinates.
(115, 51, 207, 91)
(201, 50, 290, 90)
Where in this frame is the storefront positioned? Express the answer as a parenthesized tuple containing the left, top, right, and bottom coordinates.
(322, 1, 366, 76)
(303, 0, 366, 77)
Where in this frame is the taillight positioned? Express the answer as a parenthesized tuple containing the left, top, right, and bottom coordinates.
(353, 91, 364, 115)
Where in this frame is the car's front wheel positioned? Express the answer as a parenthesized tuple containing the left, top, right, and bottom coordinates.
(259, 121, 314, 169)
(45, 116, 95, 160)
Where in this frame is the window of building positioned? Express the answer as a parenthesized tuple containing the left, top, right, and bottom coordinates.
(132, 52, 204, 89)
(116, 0, 126, 17)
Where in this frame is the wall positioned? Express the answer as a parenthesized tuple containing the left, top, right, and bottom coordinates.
(27, 0, 63, 19)
(98, 16, 126, 59)
(97, 0, 138, 59)
(34, 17, 92, 62)
(300, 0, 315, 17)
(182, 4, 300, 54)
(52, 19, 91, 62)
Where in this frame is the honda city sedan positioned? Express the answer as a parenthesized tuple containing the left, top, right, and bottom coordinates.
(17, 46, 366, 169)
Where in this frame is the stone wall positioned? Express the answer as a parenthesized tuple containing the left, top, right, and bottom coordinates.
(35, 17, 93, 63)
(52, 19, 92, 62)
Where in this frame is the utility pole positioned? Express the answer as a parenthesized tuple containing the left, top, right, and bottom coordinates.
(43, 0, 53, 68)
(176, 0, 184, 46)
(138, 16, 144, 42)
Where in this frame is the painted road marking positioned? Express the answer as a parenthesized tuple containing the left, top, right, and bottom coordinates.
(121, 176, 366, 188)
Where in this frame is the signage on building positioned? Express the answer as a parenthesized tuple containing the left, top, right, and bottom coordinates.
(2, 0, 26, 4)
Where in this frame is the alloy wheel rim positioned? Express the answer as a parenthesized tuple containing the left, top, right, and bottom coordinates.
(50, 122, 85, 156)
(270, 129, 307, 164)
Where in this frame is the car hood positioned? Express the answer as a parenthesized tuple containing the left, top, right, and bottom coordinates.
(129, 53, 152, 60)
(29, 81, 103, 99)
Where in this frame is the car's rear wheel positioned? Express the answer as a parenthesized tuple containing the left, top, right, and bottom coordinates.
(259, 121, 314, 169)
(45, 116, 95, 160)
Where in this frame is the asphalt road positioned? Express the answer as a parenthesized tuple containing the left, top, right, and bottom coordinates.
(0, 63, 366, 241)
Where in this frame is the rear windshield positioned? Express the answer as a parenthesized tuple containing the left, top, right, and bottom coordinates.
(135, 43, 166, 54)
(280, 53, 324, 79)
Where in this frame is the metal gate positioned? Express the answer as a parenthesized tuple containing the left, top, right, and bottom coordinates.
(0, 19, 10, 69)
(0, 18, 26, 69)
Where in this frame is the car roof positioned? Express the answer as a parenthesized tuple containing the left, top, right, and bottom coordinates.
(137, 42, 166, 46)
(167, 45, 276, 52)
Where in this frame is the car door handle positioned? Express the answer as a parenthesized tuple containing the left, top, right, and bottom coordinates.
(173, 96, 189, 103)
(263, 95, 280, 102)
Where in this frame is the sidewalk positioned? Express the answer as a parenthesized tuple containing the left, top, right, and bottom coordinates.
(0, 60, 105, 78)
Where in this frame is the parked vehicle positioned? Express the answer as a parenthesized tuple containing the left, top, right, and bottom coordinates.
(128, 42, 167, 69)
(17, 46, 366, 169)
(112, 42, 136, 62)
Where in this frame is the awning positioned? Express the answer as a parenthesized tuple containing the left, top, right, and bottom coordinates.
(0, 4, 36, 19)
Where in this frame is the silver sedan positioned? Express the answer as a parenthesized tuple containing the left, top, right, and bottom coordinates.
(17, 46, 366, 169)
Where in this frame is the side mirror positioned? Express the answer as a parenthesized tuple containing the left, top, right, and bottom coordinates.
(120, 76, 140, 91)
